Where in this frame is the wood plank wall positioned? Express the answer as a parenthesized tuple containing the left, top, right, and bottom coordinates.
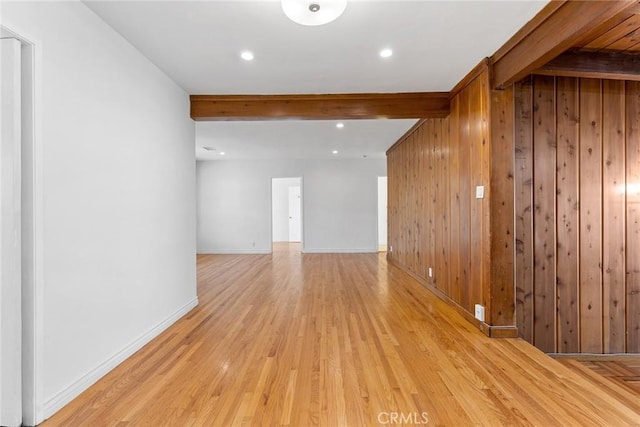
(515, 75, 640, 353)
(387, 66, 516, 328)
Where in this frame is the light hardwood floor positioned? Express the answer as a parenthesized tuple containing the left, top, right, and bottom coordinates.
(43, 244, 640, 426)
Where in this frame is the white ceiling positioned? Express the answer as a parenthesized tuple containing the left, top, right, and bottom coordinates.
(84, 0, 548, 160)
(195, 119, 418, 160)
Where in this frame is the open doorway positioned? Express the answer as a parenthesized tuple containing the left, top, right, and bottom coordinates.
(378, 176, 387, 252)
(1, 26, 39, 427)
(272, 177, 302, 250)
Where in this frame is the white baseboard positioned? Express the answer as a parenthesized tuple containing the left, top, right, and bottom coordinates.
(197, 249, 271, 254)
(42, 297, 199, 420)
(302, 248, 378, 254)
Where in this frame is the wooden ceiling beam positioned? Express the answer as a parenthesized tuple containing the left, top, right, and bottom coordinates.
(535, 50, 640, 81)
(491, 0, 639, 89)
(190, 92, 450, 121)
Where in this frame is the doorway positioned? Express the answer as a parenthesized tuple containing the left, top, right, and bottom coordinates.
(1, 26, 39, 427)
(272, 177, 302, 248)
(378, 176, 387, 252)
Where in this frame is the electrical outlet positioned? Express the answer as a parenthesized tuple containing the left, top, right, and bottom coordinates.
(428, 267, 433, 278)
(474, 304, 485, 322)
(389, 245, 393, 253)
(475, 185, 485, 199)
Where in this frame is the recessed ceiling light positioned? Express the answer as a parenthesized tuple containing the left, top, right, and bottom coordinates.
(336, 122, 344, 129)
(380, 48, 393, 58)
(240, 51, 254, 61)
(332, 150, 338, 154)
(220, 152, 226, 156)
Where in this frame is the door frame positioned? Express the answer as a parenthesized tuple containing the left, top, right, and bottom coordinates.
(270, 176, 303, 251)
(1, 23, 44, 426)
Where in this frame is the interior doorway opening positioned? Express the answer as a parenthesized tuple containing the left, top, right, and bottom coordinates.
(1, 25, 39, 427)
(378, 176, 387, 252)
(271, 177, 302, 249)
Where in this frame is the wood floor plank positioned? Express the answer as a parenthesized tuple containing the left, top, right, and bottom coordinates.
(42, 244, 640, 426)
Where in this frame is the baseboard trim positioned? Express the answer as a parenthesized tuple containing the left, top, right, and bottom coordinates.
(549, 353, 640, 359)
(43, 297, 199, 419)
(388, 257, 518, 338)
(197, 249, 271, 255)
(302, 248, 378, 254)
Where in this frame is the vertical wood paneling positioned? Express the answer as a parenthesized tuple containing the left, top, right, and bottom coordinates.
(441, 119, 451, 298)
(532, 75, 557, 353)
(458, 86, 472, 312)
(387, 67, 495, 326)
(468, 78, 483, 312)
(515, 78, 535, 343)
(426, 120, 445, 287)
(490, 85, 515, 326)
(556, 77, 580, 353)
(449, 98, 462, 306)
(481, 75, 493, 320)
(579, 78, 604, 354)
(626, 81, 640, 353)
(515, 76, 639, 354)
(602, 80, 626, 354)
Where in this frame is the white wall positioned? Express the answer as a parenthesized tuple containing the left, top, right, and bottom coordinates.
(1, 2, 197, 422)
(197, 159, 385, 253)
(272, 177, 300, 242)
(0, 37, 23, 427)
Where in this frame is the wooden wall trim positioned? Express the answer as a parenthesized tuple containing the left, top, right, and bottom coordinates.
(491, 1, 638, 89)
(385, 119, 427, 154)
(190, 92, 450, 121)
(535, 51, 640, 81)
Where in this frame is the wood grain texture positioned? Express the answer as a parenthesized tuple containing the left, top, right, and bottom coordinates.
(190, 92, 450, 121)
(602, 79, 627, 354)
(514, 78, 535, 344)
(555, 76, 580, 353)
(515, 76, 640, 354)
(583, 13, 640, 50)
(491, 1, 638, 88)
(387, 69, 501, 325)
(489, 86, 516, 326)
(627, 81, 640, 352)
(42, 245, 640, 426)
(536, 51, 640, 81)
(532, 75, 557, 353)
(579, 78, 604, 354)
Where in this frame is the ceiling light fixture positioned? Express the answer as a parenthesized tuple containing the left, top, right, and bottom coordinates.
(332, 150, 339, 154)
(240, 51, 254, 61)
(380, 48, 393, 58)
(220, 152, 226, 156)
(336, 122, 344, 129)
(282, 0, 348, 26)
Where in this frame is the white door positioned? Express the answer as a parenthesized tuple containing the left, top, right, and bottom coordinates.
(0, 37, 23, 427)
(288, 186, 301, 242)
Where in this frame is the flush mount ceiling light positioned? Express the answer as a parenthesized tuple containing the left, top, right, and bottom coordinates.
(336, 122, 344, 129)
(379, 48, 393, 58)
(240, 51, 254, 61)
(282, 0, 348, 26)
(332, 150, 339, 154)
